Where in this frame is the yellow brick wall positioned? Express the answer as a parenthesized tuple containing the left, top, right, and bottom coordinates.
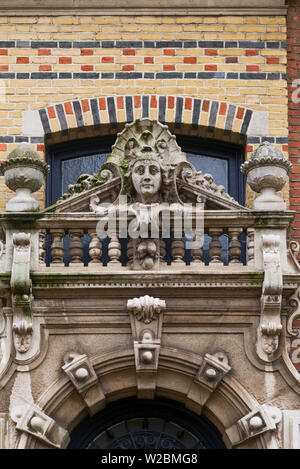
(0, 15, 288, 209)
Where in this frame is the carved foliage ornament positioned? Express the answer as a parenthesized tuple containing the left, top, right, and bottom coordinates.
(257, 234, 283, 361)
(10, 232, 33, 354)
(127, 295, 166, 324)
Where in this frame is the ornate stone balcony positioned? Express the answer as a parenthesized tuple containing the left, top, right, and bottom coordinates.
(0, 119, 299, 367)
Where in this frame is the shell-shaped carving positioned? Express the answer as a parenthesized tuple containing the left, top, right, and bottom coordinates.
(108, 118, 186, 168)
(127, 295, 166, 324)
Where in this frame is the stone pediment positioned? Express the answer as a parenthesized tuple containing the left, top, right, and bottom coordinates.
(51, 119, 247, 214)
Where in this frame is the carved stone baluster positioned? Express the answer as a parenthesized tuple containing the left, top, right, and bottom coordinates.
(69, 229, 84, 264)
(208, 228, 223, 264)
(108, 235, 121, 265)
(171, 238, 185, 265)
(88, 230, 102, 264)
(247, 228, 255, 266)
(50, 229, 65, 265)
(191, 237, 204, 265)
(228, 228, 243, 264)
(39, 229, 46, 265)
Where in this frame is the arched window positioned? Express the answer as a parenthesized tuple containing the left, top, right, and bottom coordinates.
(46, 134, 245, 206)
(67, 398, 226, 449)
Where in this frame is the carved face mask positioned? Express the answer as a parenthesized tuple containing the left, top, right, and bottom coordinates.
(132, 160, 162, 204)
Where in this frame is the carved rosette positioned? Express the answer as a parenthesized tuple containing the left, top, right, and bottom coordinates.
(127, 295, 166, 324)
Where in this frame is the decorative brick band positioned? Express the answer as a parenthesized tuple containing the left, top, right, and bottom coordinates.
(38, 95, 258, 137)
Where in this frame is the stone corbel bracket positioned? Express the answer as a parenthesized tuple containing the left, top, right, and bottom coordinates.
(127, 295, 166, 399)
(10, 232, 34, 355)
(186, 352, 231, 415)
(257, 234, 283, 362)
(225, 404, 282, 448)
(11, 403, 69, 449)
(62, 352, 105, 416)
(287, 285, 300, 338)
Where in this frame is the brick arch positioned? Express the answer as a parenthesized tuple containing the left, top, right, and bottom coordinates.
(39, 95, 255, 138)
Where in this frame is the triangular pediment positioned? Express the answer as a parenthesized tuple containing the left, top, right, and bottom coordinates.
(48, 119, 247, 214)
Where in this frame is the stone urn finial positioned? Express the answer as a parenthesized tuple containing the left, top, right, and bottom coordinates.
(0, 143, 50, 212)
(240, 141, 292, 210)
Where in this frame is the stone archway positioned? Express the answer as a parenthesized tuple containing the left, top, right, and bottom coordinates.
(67, 397, 227, 449)
(13, 347, 280, 450)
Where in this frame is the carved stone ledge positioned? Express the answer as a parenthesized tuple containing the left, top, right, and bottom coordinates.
(186, 352, 231, 415)
(62, 352, 105, 416)
(225, 404, 281, 447)
(11, 404, 69, 449)
(127, 295, 165, 399)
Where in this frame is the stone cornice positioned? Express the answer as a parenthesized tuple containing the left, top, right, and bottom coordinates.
(0, 0, 287, 16)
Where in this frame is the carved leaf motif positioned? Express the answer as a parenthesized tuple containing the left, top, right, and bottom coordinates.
(127, 295, 166, 324)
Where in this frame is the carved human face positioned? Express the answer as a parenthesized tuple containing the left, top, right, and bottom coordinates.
(132, 160, 162, 203)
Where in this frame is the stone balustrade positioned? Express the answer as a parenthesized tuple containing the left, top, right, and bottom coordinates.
(0, 209, 290, 272)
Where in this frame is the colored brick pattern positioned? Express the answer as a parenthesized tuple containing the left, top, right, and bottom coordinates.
(288, 1, 300, 257)
(39, 95, 254, 135)
(0, 14, 288, 212)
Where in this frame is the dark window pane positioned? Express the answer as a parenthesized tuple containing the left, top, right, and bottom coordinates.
(186, 153, 228, 191)
(61, 153, 108, 194)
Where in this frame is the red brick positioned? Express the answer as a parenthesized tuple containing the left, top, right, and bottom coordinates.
(0, 144, 7, 151)
(163, 65, 175, 71)
(219, 102, 227, 115)
(0, 66, 8, 71)
(205, 49, 217, 56)
(237, 107, 245, 119)
(117, 96, 124, 109)
(123, 49, 135, 55)
(247, 145, 253, 152)
(163, 49, 175, 56)
(168, 96, 175, 108)
(144, 57, 154, 64)
(39, 65, 51, 71)
(150, 95, 157, 108)
(205, 64, 217, 71)
(267, 57, 280, 64)
(17, 57, 29, 64)
(81, 65, 94, 71)
(81, 99, 90, 112)
(59, 57, 72, 64)
(184, 57, 197, 64)
(80, 49, 93, 56)
(48, 106, 56, 119)
(226, 57, 238, 63)
(38, 49, 51, 55)
(64, 102, 73, 115)
(134, 95, 141, 108)
(99, 97, 106, 110)
(122, 65, 134, 71)
(185, 97, 192, 110)
(246, 50, 258, 56)
(202, 100, 210, 112)
(246, 65, 259, 72)
(37, 144, 45, 152)
(102, 57, 114, 63)
(0, 49, 7, 55)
